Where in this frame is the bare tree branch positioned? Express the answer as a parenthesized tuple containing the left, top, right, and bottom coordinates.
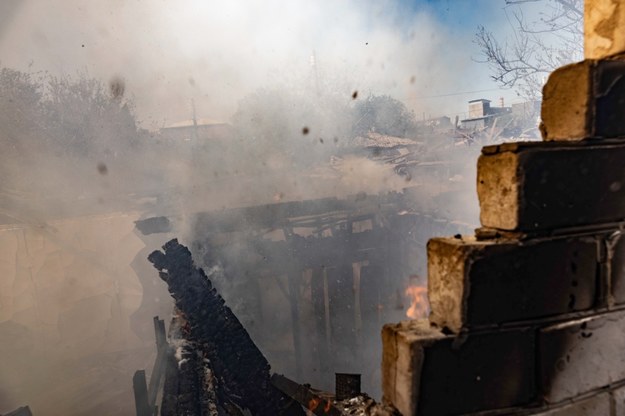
(475, 0, 583, 100)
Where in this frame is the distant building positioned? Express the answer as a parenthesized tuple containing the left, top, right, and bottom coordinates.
(461, 98, 511, 130)
(160, 118, 233, 141)
(468, 98, 492, 119)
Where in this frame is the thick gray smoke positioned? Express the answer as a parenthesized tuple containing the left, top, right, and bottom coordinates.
(0, 0, 519, 126)
(0, 1, 549, 415)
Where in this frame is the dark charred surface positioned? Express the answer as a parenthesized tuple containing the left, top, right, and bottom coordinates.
(148, 239, 304, 416)
(135, 216, 172, 235)
(271, 374, 343, 416)
(161, 336, 220, 416)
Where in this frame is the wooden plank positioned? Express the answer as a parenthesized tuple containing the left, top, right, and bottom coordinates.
(288, 270, 303, 380)
(153, 316, 166, 348)
(148, 317, 167, 410)
(133, 370, 152, 416)
(271, 373, 344, 416)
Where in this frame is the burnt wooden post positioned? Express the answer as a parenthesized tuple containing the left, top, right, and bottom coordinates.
(282, 226, 303, 380)
(311, 266, 330, 379)
(271, 373, 344, 416)
(148, 316, 168, 410)
(153, 316, 166, 348)
(325, 261, 358, 374)
(287, 269, 303, 380)
(133, 316, 167, 416)
(133, 370, 151, 416)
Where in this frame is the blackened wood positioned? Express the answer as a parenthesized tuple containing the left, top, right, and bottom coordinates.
(154, 316, 167, 348)
(271, 373, 344, 416)
(149, 239, 303, 416)
(287, 271, 303, 380)
(133, 370, 152, 416)
(148, 317, 168, 410)
(311, 267, 331, 380)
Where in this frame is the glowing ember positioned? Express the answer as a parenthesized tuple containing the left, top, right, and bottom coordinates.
(308, 397, 321, 411)
(405, 285, 429, 319)
(307, 397, 333, 413)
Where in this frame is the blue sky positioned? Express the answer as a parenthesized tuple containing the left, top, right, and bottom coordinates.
(378, 0, 513, 36)
(359, 0, 524, 117)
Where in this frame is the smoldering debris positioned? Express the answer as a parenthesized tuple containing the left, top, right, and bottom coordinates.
(270, 374, 343, 416)
(148, 239, 303, 416)
(269, 374, 398, 416)
(160, 319, 222, 416)
(334, 396, 400, 416)
(146, 238, 400, 416)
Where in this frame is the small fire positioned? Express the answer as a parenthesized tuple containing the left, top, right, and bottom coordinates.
(405, 285, 429, 319)
(308, 397, 320, 411)
(308, 397, 332, 413)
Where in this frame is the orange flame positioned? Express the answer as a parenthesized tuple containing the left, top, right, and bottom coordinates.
(405, 285, 429, 319)
(307, 397, 333, 413)
(308, 397, 320, 411)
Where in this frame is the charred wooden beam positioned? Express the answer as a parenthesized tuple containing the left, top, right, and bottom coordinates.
(287, 270, 303, 380)
(133, 370, 152, 416)
(132, 316, 169, 416)
(148, 317, 168, 410)
(191, 192, 406, 234)
(311, 267, 331, 380)
(248, 229, 386, 271)
(271, 374, 344, 416)
(160, 329, 220, 416)
(148, 239, 303, 416)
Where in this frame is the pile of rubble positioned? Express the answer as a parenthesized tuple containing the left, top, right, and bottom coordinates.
(147, 239, 398, 416)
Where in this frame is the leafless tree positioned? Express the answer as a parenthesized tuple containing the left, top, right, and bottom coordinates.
(475, 0, 583, 100)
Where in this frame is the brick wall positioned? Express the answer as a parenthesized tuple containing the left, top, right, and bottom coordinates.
(381, 2, 625, 414)
(382, 135, 625, 416)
